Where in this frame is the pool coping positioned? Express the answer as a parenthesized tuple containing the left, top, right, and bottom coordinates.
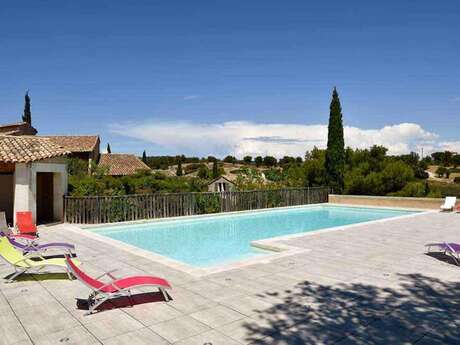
(67, 203, 435, 277)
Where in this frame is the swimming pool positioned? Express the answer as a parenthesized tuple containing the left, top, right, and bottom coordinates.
(89, 205, 418, 268)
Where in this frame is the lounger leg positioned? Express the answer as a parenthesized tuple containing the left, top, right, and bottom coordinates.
(86, 295, 110, 315)
(160, 287, 170, 302)
(7, 268, 28, 283)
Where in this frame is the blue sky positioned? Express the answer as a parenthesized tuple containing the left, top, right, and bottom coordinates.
(1, 1, 459, 157)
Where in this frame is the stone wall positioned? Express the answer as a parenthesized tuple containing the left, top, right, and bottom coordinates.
(329, 194, 447, 210)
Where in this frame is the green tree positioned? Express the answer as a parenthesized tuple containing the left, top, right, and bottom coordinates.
(22, 90, 32, 124)
(223, 155, 237, 163)
(142, 150, 147, 163)
(212, 160, 219, 178)
(254, 156, 263, 167)
(197, 164, 210, 179)
(243, 156, 252, 164)
(176, 161, 183, 176)
(452, 155, 460, 168)
(263, 156, 277, 167)
(107, 143, 112, 154)
(325, 87, 345, 193)
(435, 166, 447, 178)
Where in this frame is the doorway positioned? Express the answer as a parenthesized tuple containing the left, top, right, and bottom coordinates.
(36, 172, 54, 224)
(0, 173, 14, 224)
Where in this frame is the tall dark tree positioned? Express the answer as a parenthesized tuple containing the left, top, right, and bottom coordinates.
(107, 143, 112, 154)
(212, 160, 219, 178)
(22, 91, 32, 124)
(176, 161, 183, 176)
(325, 87, 345, 193)
(142, 150, 147, 163)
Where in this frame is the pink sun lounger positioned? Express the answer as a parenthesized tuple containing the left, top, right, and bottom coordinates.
(65, 254, 172, 314)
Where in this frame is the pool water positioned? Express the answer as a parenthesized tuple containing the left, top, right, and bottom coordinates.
(90, 205, 417, 267)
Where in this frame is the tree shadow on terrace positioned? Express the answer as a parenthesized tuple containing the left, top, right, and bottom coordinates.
(243, 274, 460, 344)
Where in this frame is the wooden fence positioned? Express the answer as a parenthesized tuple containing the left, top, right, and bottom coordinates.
(64, 187, 331, 224)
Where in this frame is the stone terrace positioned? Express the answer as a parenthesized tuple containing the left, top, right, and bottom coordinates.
(1, 211, 460, 344)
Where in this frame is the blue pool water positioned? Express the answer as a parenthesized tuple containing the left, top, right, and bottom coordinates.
(91, 205, 417, 267)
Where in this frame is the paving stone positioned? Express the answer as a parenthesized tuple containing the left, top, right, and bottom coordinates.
(123, 302, 182, 326)
(150, 315, 210, 343)
(219, 294, 274, 317)
(103, 328, 170, 345)
(32, 325, 100, 345)
(0, 309, 30, 345)
(175, 329, 241, 345)
(217, 317, 275, 344)
(190, 305, 245, 328)
(13, 304, 79, 340)
(83, 311, 144, 340)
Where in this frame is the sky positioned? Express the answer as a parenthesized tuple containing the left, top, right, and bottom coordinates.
(1, 1, 459, 158)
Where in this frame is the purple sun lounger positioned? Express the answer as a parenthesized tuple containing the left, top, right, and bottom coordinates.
(425, 242, 460, 265)
(0, 233, 75, 255)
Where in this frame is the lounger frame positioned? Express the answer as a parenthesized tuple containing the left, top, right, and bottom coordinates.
(65, 256, 171, 315)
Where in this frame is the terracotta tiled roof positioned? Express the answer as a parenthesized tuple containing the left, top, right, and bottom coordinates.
(207, 175, 237, 185)
(44, 135, 99, 153)
(0, 135, 69, 163)
(0, 122, 38, 136)
(98, 154, 151, 176)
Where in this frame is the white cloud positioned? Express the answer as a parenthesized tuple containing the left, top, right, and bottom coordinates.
(109, 120, 447, 158)
(438, 141, 460, 152)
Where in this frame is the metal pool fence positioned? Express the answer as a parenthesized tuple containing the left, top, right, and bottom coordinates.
(64, 187, 331, 224)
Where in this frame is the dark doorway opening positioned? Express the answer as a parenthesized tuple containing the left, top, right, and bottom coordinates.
(36, 172, 54, 224)
(0, 173, 14, 224)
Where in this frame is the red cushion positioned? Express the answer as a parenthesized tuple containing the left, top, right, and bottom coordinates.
(100, 276, 171, 293)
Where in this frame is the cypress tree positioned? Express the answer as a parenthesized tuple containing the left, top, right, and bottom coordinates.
(142, 150, 147, 163)
(22, 91, 32, 124)
(107, 143, 112, 154)
(212, 160, 219, 178)
(176, 161, 183, 176)
(325, 87, 345, 193)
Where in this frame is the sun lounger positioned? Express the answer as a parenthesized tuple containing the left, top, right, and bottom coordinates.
(440, 197, 457, 212)
(15, 211, 38, 236)
(1, 211, 36, 241)
(0, 233, 75, 255)
(65, 254, 172, 314)
(0, 212, 37, 241)
(425, 242, 460, 265)
(0, 237, 80, 282)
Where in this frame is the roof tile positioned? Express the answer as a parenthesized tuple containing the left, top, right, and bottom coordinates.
(43, 135, 99, 152)
(0, 135, 69, 163)
(98, 154, 151, 176)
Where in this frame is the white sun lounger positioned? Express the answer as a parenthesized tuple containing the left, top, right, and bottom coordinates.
(440, 197, 456, 212)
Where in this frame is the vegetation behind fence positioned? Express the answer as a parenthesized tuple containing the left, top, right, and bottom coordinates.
(64, 187, 331, 224)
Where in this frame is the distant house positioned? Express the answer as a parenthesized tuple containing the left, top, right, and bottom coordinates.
(44, 135, 100, 164)
(207, 175, 236, 192)
(98, 153, 151, 176)
(0, 135, 69, 224)
(0, 122, 38, 136)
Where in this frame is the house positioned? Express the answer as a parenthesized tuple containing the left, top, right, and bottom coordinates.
(0, 122, 38, 136)
(44, 135, 100, 164)
(98, 153, 151, 176)
(207, 175, 236, 192)
(0, 135, 69, 225)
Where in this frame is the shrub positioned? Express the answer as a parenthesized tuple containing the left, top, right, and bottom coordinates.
(389, 182, 427, 197)
(435, 166, 448, 178)
(223, 155, 237, 163)
(454, 177, 460, 184)
(197, 165, 210, 179)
